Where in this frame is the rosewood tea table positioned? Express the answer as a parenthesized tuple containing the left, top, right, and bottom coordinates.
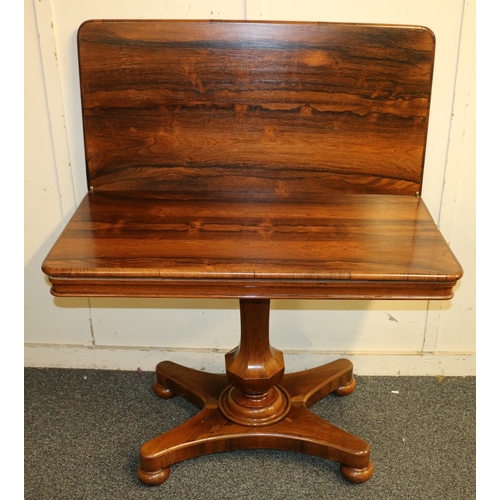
(42, 20, 462, 485)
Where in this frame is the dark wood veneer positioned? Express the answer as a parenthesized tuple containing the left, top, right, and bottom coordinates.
(78, 20, 435, 197)
(43, 192, 461, 299)
(42, 20, 461, 485)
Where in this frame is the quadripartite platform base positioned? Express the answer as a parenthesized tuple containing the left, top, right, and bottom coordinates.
(137, 357, 373, 485)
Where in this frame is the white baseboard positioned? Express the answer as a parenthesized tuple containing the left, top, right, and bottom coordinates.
(24, 344, 475, 376)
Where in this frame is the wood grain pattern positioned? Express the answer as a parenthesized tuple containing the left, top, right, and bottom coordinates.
(41, 21, 462, 485)
(78, 21, 435, 197)
(42, 191, 462, 299)
(138, 357, 373, 486)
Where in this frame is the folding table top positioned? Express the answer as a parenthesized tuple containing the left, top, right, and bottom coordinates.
(42, 20, 462, 300)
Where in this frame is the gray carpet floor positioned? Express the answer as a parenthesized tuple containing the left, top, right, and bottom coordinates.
(24, 368, 475, 499)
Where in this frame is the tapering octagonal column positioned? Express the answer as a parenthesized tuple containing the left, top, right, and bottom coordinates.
(219, 299, 291, 426)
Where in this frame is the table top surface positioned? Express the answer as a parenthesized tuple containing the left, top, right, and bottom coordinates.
(78, 21, 435, 198)
(42, 192, 462, 300)
(42, 22, 461, 300)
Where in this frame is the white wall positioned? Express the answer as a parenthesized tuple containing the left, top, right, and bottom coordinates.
(25, 0, 475, 375)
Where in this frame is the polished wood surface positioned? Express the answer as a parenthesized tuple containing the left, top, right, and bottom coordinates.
(138, 299, 373, 485)
(42, 192, 461, 299)
(78, 20, 434, 197)
(41, 20, 462, 486)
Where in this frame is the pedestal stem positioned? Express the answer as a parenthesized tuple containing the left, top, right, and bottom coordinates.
(220, 299, 290, 425)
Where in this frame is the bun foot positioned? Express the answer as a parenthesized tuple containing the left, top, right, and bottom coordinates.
(153, 381, 176, 399)
(137, 465, 171, 485)
(332, 377, 356, 396)
(340, 461, 374, 483)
